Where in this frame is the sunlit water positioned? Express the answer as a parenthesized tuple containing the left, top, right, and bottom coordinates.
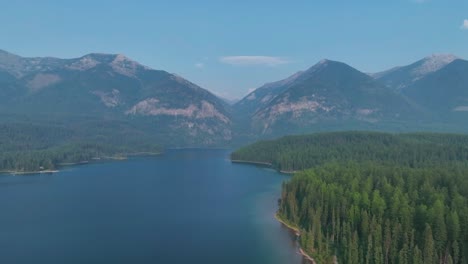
(0, 149, 308, 264)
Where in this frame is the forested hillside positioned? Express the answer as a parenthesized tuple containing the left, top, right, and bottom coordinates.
(0, 121, 161, 173)
(231, 132, 468, 171)
(232, 132, 468, 263)
(0, 49, 232, 147)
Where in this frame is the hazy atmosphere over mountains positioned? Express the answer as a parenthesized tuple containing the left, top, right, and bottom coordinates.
(0, 49, 232, 146)
(235, 53, 468, 139)
(2, 2, 468, 264)
(1, 49, 467, 146)
(3, 1, 468, 100)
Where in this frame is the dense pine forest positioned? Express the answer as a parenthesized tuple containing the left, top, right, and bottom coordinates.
(231, 132, 468, 172)
(0, 121, 161, 172)
(231, 132, 468, 263)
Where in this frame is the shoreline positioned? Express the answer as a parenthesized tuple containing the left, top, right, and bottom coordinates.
(1, 152, 163, 176)
(231, 159, 296, 175)
(274, 213, 300, 236)
(0, 169, 59, 176)
(233, 157, 314, 262)
(231, 159, 273, 166)
(126, 151, 161, 156)
(279, 170, 296, 175)
(275, 213, 317, 264)
(58, 161, 90, 166)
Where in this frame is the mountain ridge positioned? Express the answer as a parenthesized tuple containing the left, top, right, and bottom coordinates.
(236, 59, 417, 136)
(1, 49, 468, 146)
(0, 49, 232, 147)
(372, 54, 459, 90)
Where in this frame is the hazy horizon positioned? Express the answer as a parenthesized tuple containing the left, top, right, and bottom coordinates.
(2, 0, 468, 99)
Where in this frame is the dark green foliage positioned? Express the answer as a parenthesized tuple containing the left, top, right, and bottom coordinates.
(277, 163, 468, 263)
(0, 121, 161, 172)
(233, 131, 468, 263)
(231, 131, 468, 172)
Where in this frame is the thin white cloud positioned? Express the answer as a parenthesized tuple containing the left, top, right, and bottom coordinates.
(462, 19, 468, 30)
(219, 56, 291, 66)
(195, 62, 204, 68)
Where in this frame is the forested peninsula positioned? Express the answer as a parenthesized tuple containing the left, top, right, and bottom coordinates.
(0, 122, 161, 173)
(231, 132, 468, 263)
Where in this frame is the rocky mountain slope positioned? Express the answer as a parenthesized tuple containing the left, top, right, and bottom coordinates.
(1, 49, 467, 147)
(0, 49, 232, 146)
(234, 71, 303, 117)
(235, 60, 416, 136)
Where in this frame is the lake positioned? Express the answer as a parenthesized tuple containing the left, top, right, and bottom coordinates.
(0, 149, 308, 264)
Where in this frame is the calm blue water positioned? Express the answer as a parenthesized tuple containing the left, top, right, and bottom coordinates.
(0, 149, 307, 264)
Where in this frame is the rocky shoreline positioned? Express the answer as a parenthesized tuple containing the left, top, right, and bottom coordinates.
(275, 214, 316, 264)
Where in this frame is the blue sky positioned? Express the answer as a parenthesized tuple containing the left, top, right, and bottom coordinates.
(1, 0, 467, 99)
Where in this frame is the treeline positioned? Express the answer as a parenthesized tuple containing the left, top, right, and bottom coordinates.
(232, 131, 468, 263)
(231, 132, 468, 171)
(0, 142, 161, 172)
(0, 122, 72, 152)
(0, 121, 162, 172)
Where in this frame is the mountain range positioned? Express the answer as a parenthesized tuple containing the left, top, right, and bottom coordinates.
(235, 54, 468, 138)
(236, 59, 415, 136)
(0, 49, 231, 146)
(0, 49, 467, 147)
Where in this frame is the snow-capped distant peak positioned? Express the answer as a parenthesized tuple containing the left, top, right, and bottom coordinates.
(413, 54, 459, 77)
